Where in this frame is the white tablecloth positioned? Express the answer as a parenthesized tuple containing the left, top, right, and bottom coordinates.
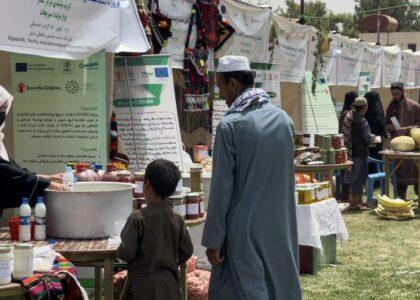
(296, 198, 348, 251)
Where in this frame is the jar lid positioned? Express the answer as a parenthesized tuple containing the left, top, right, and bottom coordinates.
(15, 243, 33, 249)
(187, 192, 200, 197)
(170, 195, 184, 200)
(190, 164, 203, 171)
(117, 171, 132, 177)
(133, 172, 145, 177)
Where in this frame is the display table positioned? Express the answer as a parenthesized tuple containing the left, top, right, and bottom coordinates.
(296, 199, 348, 274)
(295, 161, 353, 195)
(0, 229, 117, 300)
(380, 150, 420, 197)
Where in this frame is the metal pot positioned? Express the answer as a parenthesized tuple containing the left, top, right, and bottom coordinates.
(45, 182, 134, 239)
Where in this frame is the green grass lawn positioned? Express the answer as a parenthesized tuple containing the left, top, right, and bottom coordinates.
(301, 191, 420, 300)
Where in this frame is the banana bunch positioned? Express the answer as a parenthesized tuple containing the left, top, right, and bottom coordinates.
(375, 195, 415, 220)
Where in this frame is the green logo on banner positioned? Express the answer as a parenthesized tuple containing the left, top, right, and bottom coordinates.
(114, 84, 163, 108)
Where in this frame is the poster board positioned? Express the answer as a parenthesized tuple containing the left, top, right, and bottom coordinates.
(358, 72, 371, 96)
(0, 0, 149, 59)
(302, 71, 338, 134)
(11, 52, 107, 174)
(211, 62, 281, 148)
(113, 55, 183, 172)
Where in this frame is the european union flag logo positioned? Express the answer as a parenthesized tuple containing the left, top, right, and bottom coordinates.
(155, 67, 169, 78)
(15, 63, 28, 72)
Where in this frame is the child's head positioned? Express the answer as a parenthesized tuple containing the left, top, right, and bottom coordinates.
(144, 159, 181, 201)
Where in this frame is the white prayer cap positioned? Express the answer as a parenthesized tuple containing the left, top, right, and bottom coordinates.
(354, 96, 368, 107)
(216, 55, 251, 73)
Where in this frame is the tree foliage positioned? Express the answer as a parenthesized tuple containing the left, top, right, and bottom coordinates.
(279, 0, 359, 38)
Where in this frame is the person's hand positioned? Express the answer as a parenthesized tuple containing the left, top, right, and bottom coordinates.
(49, 173, 64, 183)
(206, 249, 224, 266)
(48, 181, 69, 191)
(0, 103, 8, 112)
(41, 173, 64, 183)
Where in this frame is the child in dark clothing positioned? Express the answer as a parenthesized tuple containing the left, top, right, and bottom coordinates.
(118, 159, 193, 300)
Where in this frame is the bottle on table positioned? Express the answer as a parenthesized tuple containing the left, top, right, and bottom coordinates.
(63, 166, 76, 187)
(19, 198, 31, 242)
(34, 197, 46, 241)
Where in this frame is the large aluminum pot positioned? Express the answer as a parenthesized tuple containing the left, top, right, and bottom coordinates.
(45, 182, 134, 239)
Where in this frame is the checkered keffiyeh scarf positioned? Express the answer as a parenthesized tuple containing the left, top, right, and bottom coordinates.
(226, 88, 270, 115)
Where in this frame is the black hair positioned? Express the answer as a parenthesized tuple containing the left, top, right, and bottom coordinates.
(220, 70, 255, 87)
(343, 91, 358, 112)
(390, 82, 404, 91)
(145, 159, 181, 199)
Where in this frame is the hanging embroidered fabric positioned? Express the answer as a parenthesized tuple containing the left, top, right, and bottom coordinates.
(147, 0, 172, 54)
(183, 2, 210, 112)
(196, 0, 235, 50)
(138, 2, 154, 54)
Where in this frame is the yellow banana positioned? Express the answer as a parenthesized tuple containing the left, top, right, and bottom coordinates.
(378, 195, 413, 208)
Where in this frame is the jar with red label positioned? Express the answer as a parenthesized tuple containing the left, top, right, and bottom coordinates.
(117, 171, 133, 183)
(341, 148, 348, 162)
(332, 134, 344, 150)
(133, 172, 145, 198)
(186, 193, 200, 219)
(335, 149, 343, 164)
(198, 192, 205, 218)
(102, 164, 119, 182)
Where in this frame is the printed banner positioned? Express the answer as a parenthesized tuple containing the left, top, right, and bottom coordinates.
(358, 72, 371, 96)
(113, 55, 183, 172)
(0, 0, 150, 59)
(400, 50, 415, 89)
(337, 40, 364, 86)
(217, 0, 271, 63)
(323, 39, 338, 85)
(11, 52, 107, 174)
(362, 43, 383, 89)
(414, 52, 420, 89)
(382, 45, 401, 88)
(272, 16, 310, 83)
(302, 71, 338, 134)
(211, 61, 281, 148)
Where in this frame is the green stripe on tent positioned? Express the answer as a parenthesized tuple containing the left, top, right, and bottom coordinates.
(115, 56, 169, 67)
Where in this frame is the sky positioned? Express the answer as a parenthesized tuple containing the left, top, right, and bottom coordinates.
(249, 0, 356, 13)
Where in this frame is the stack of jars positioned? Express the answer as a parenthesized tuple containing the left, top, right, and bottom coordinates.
(315, 134, 348, 165)
(185, 165, 205, 220)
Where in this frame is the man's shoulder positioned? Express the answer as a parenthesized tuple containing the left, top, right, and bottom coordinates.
(406, 98, 420, 108)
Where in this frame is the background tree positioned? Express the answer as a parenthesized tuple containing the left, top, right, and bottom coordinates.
(279, 0, 359, 38)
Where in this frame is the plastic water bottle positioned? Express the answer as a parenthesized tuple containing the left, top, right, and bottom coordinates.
(63, 166, 75, 187)
(34, 197, 46, 241)
(19, 198, 31, 242)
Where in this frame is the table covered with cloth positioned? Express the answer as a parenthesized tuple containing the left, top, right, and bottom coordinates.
(296, 198, 348, 251)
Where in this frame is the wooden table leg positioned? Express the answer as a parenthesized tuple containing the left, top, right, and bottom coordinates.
(180, 263, 187, 300)
(384, 156, 391, 196)
(95, 267, 102, 300)
(104, 259, 114, 300)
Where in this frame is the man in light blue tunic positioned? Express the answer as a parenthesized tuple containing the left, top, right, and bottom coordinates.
(202, 56, 301, 300)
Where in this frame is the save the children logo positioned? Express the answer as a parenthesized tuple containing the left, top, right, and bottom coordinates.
(65, 81, 80, 94)
(17, 83, 25, 93)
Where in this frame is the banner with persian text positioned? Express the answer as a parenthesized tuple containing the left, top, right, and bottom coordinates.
(216, 0, 271, 63)
(11, 52, 107, 174)
(113, 55, 183, 172)
(0, 0, 150, 59)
